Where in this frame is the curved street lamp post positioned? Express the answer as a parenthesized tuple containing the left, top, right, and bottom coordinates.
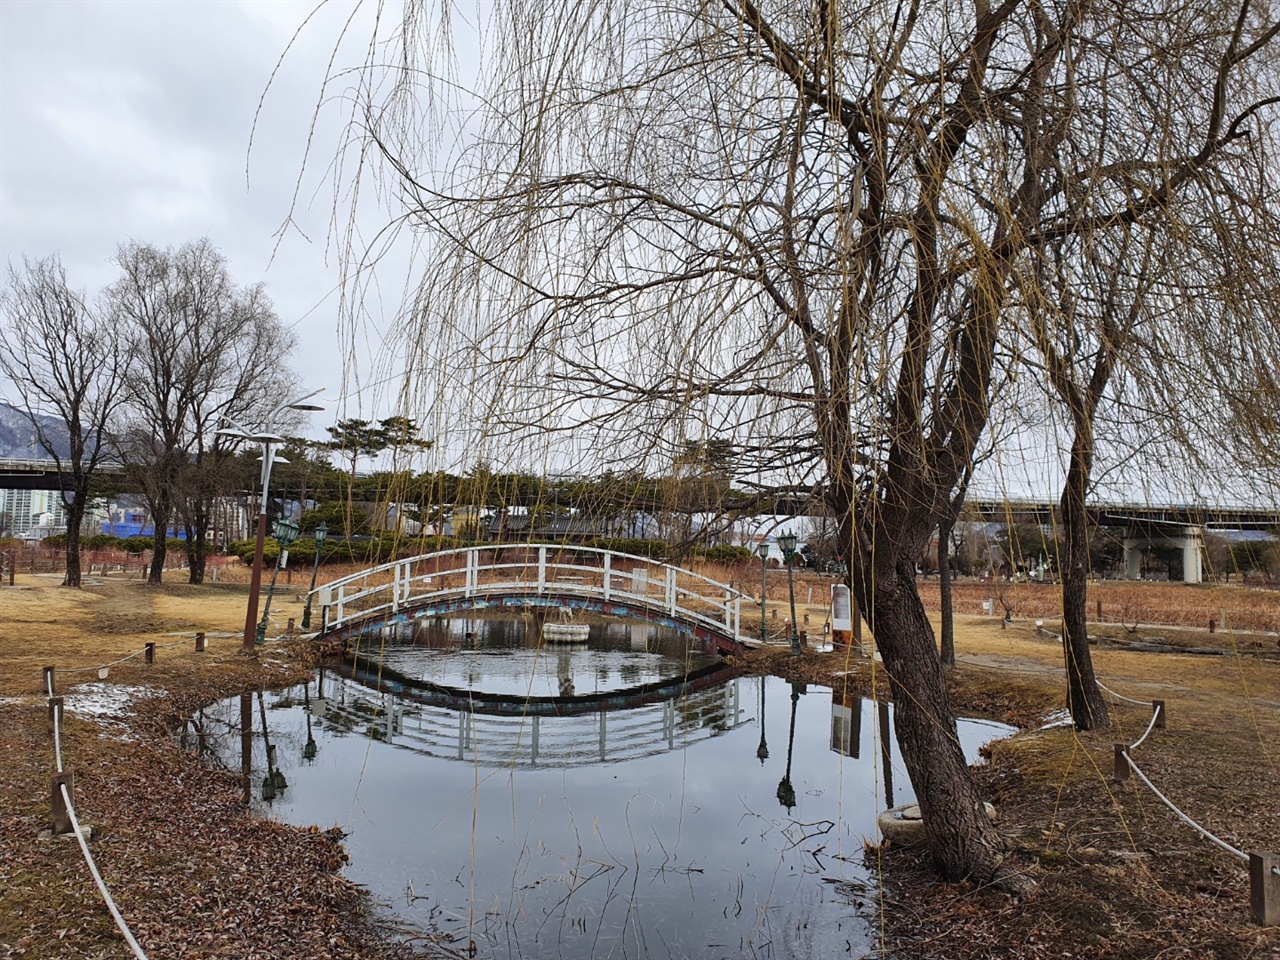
(216, 389, 324, 653)
(778, 531, 801, 656)
(300, 521, 328, 631)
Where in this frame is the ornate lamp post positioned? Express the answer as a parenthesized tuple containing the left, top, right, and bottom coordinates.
(778, 531, 801, 656)
(757, 541, 770, 644)
(301, 521, 328, 630)
(216, 389, 325, 654)
(255, 517, 300, 645)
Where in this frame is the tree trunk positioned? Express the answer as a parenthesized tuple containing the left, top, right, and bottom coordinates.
(1060, 432, 1111, 730)
(62, 498, 86, 588)
(187, 499, 210, 584)
(148, 499, 171, 585)
(862, 556, 1008, 882)
(938, 513, 956, 670)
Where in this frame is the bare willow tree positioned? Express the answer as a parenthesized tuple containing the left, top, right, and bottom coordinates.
(322, 0, 1280, 883)
(110, 240, 296, 584)
(0, 256, 128, 587)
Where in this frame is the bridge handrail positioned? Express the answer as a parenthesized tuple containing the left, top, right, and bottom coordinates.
(311, 543, 751, 641)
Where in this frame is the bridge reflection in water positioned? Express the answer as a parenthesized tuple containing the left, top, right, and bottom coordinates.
(324, 616, 746, 767)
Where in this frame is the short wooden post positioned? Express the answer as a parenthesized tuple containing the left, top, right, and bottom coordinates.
(144, 642, 155, 664)
(1250, 851, 1279, 926)
(1152, 700, 1166, 729)
(43, 665, 55, 696)
(1114, 744, 1130, 781)
(803, 613, 809, 625)
(1209, 618, 1216, 633)
(1096, 599, 1102, 620)
(195, 632, 206, 652)
(50, 770, 75, 835)
(287, 618, 296, 634)
(47, 696, 63, 731)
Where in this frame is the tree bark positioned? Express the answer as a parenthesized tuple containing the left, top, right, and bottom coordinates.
(187, 499, 210, 584)
(861, 556, 1007, 882)
(938, 513, 956, 670)
(62, 498, 85, 588)
(148, 498, 171, 585)
(1060, 429, 1111, 730)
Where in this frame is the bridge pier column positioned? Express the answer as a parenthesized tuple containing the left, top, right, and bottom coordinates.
(1122, 537, 1146, 579)
(1181, 526, 1203, 584)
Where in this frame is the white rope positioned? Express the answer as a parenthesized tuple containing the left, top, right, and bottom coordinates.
(1128, 706, 1162, 751)
(1122, 754, 1249, 863)
(52, 701, 63, 773)
(1097, 680, 1152, 707)
(59, 783, 150, 960)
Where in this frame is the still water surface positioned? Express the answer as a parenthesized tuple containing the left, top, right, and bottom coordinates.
(201, 617, 1011, 960)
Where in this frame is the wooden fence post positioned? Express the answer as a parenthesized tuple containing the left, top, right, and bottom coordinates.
(1114, 744, 1130, 781)
(1250, 852, 1279, 926)
(50, 770, 75, 835)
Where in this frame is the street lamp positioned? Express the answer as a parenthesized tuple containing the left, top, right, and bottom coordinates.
(300, 521, 328, 630)
(757, 541, 770, 644)
(217, 389, 324, 653)
(778, 531, 801, 656)
(255, 517, 300, 645)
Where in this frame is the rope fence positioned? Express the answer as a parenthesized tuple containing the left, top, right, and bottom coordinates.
(42, 633, 213, 693)
(46, 675, 150, 958)
(1103, 683, 1278, 924)
(37, 629, 232, 957)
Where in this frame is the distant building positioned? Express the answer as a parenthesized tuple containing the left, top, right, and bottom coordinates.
(0, 488, 67, 536)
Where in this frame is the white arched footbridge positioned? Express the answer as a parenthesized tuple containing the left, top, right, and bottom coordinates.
(311, 544, 759, 651)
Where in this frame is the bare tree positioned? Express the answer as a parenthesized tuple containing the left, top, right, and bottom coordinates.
(321, 0, 1280, 884)
(0, 256, 128, 587)
(110, 240, 296, 584)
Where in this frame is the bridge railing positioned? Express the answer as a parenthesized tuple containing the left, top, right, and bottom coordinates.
(312, 544, 748, 640)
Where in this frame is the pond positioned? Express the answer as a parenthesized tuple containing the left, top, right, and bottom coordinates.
(193, 616, 1011, 960)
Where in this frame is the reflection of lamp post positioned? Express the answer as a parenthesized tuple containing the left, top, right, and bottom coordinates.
(757, 541, 770, 644)
(778, 531, 801, 656)
(300, 522, 328, 630)
(255, 518, 300, 645)
(755, 676, 769, 765)
(302, 683, 317, 762)
(217, 389, 325, 654)
(776, 680, 802, 810)
(258, 690, 287, 802)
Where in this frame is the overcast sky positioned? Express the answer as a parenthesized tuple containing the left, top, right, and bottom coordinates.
(0, 0, 409, 436)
